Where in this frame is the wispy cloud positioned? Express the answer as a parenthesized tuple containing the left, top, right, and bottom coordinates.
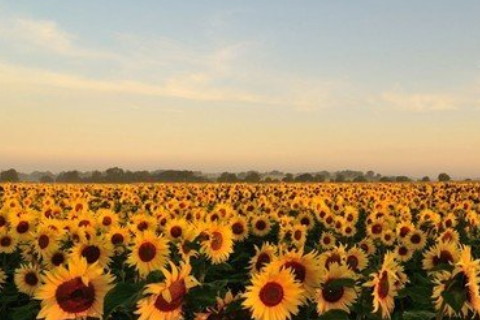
(0, 16, 118, 59)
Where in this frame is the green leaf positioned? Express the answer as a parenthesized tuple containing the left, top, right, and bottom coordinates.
(104, 282, 145, 317)
(327, 278, 356, 289)
(442, 290, 466, 313)
(403, 311, 436, 320)
(318, 309, 350, 320)
(11, 301, 40, 320)
(429, 263, 454, 273)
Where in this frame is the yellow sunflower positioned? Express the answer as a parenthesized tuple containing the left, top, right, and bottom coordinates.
(423, 241, 460, 272)
(243, 266, 306, 320)
(70, 236, 113, 268)
(316, 263, 358, 314)
(200, 223, 233, 264)
(127, 231, 170, 277)
(36, 257, 115, 320)
(250, 242, 278, 274)
(136, 262, 199, 320)
(14, 263, 43, 296)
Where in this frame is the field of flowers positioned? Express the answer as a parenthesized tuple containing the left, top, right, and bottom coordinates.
(0, 183, 479, 320)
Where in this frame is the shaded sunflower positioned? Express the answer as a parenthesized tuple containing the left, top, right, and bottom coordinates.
(316, 263, 358, 314)
(250, 242, 278, 274)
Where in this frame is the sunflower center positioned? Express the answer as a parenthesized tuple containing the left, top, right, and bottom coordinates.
(0, 236, 12, 247)
(322, 281, 345, 303)
(325, 254, 341, 269)
(111, 234, 124, 245)
(232, 222, 244, 235)
(55, 277, 95, 314)
(25, 272, 39, 286)
(138, 222, 148, 231)
(346, 255, 359, 270)
(283, 261, 306, 282)
(170, 226, 182, 238)
(259, 282, 284, 307)
(52, 252, 65, 266)
(211, 231, 223, 251)
(0, 216, 6, 227)
(410, 234, 421, 244)
(433, 250, 454, 266)
(323, 236, 331, 245)
(102, 217, 112, 226)
(294, 230, 302, 241)
(154, 279, 187, 312)
(79, 220, 90, 227)
(399, 227, 410, 237)
(38, 235, 50, 249)
(300, 217, 310, 226)
(255, 253, 271, 272)
(81, 245, 101, 264)
(255, 220, 267, 231)
(372, 224, 382, 234)
(378, 271, 390, 299)
(398, 246, 408, 256)
(139, 242, 157, 262)
(17, 221, 29, 234)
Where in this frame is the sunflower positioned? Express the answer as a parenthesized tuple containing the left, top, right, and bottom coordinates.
(230, 215, 249, 242)
(136, 262, 199, 320)
(96, 209, 119, 230)
(250, 242, 278, 274)
(127, 231, 170, 277)
(164, 218, 189, 242)
(36, 257, 115, 320)
(272, 249, 320, 298)
(0, 229, 17, 254)
(70, 236, 113, 268)
(33, 224, 60, 258)
(200, 223, 234, 264)
(290, 224, 307, 248)
(318, 246, 346, 270)
(14, 263, 43, 296)
(405, 230, 427, 251)
(319, 232, 336, 250)
(106, 226, 131, 248)
(395, 244, 414, 262)
(423, 241, 460, 272)
(251, 215, 272, 237)
(345, 246, 368, 272)
(365, 252, 406, 319)
(10, 212, 35, 242)
(316, 263, 358, 314)
(243, 266, 306, 320)
(45, 249, 69, 269)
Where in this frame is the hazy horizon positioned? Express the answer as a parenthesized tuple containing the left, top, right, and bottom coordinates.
(1, 1, 479, 178)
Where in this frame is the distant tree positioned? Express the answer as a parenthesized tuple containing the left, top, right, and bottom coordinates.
(395, 176, 411, 182)
(217, 172, 239, 183)
(244, 171, 261, 183)
(438, 173, 451, 182)
(421, 176, 430, 182)
(380, 176, 394, 182)
(56, 170, 81, 183)
(335, 174, 346, 182)
(353, 175, 368, 182)
(264, 177, 273, 183)
(105, 167, 125, 183)
(39, 175, 54, 183)
(294, 173, 314, 182)
(90, 170, 103, 182)
(0, 169, 19, 182)
(313, 173, 326, 182)
(282, 173, 294, 182)
(366, 171, 375, 180)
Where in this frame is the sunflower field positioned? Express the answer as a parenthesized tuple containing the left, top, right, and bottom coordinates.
(0, 183, 479, 320)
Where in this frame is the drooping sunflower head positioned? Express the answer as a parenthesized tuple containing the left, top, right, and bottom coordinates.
(136, 262, 199, 320)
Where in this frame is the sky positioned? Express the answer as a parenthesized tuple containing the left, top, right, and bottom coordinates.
(0, 1, 479, 177)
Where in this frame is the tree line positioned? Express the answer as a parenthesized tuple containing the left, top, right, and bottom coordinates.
(0, 167, 462, 183)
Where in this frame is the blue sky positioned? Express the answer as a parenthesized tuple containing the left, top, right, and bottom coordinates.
(0, 1, 479, 177)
